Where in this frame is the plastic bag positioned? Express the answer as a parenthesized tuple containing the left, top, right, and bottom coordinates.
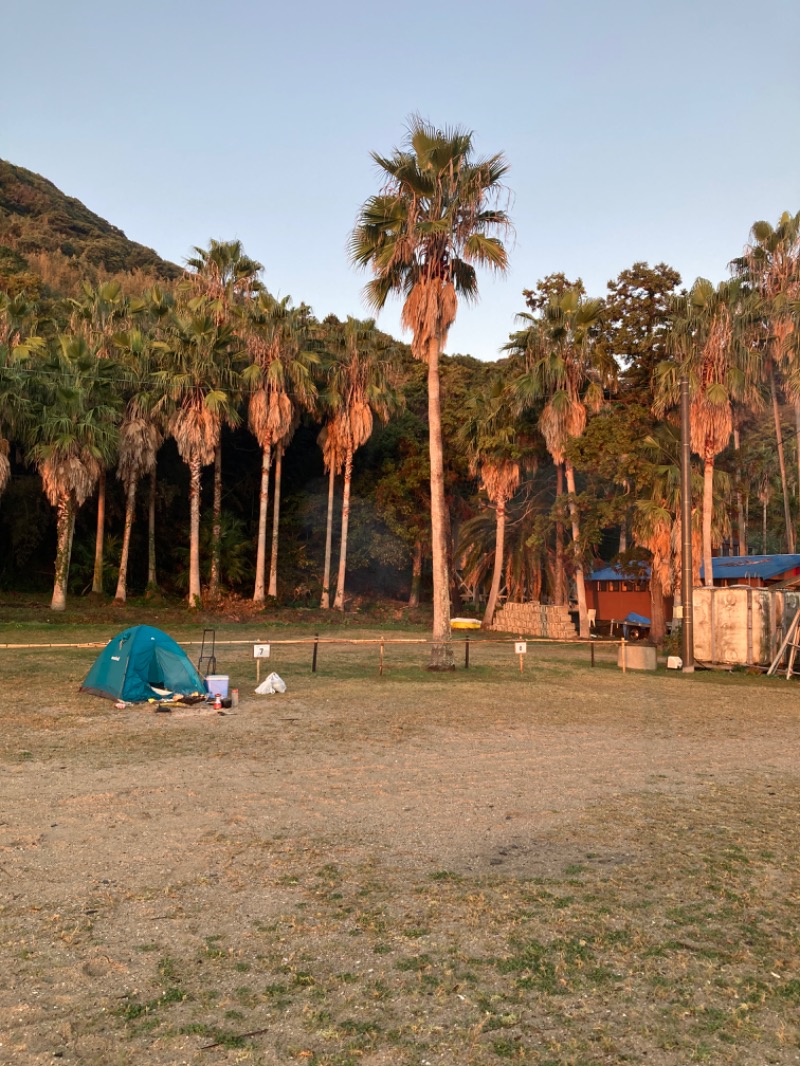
(255, 671, 287, 695)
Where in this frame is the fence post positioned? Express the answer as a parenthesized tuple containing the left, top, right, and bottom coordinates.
(312, 634, 319, 674)
(379, 637, 385, 676)
(621, 638, 627, 674)
(591, 642, 595, 668)
(465, 636, 470, 670)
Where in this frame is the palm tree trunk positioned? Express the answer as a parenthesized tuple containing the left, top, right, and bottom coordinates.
(427, 342, 454, 667)
(147, 467, 158, 590)
(267, 447, 283, 598)
(115, 478, 137, 602)
(188, 456, 202, 607)
(51, 493, 73, 612)
(763, 498, 768, 553)
(320, 462, 336, 609)
(564, 460, 588, 638)
(91, 468, 106, 595)
(649, 578, 666, 645)
(408, 539, 423, 608)
(483, 496, 507, 627)
(769, 367, 795, 552)
(209, 442, 222, 601)
(618, 513, 627, 553)
(795, 400, 800, 549)
(333, 449, 353, 611)
(253, 441, 272, 603)
(702, 456, 714, 587)
(733, 427, 746, 555)
(554, 464, 566, 606)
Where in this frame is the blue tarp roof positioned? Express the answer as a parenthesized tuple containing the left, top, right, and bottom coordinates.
(588, 555, 800, 583)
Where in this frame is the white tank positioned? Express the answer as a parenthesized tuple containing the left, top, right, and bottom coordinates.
(692, 587, 800, 666)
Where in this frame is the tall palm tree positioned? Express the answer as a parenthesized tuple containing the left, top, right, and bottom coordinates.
(244, 293, 317, 604)
(129, 284, 175, 591)
(458, 377, 526, 626)
(507, 288, 612, 637)
(316, 419, 346, 609)
(733, 212, 800, 550)
(655, 279, 753, 587)
(70, 282, 129, 594)
(112, 327, 167, 602)
(324, 319, 400, 611)
(159, 307, 239, 607)
(185, 239, 264, 599)
(0, 292, 42, 499)
(26, 337, 119, 611)
(351, 117, 510, 667)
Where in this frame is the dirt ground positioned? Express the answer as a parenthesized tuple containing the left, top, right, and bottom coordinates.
(1, 629, 800, 1065)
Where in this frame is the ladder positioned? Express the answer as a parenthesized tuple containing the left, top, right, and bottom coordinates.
(767, 607, 800, 677)
(197, 629, 217, 676)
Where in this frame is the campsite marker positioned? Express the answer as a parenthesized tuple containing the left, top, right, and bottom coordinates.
(515, 640, 527, 673)
(254, 643, 271, 683)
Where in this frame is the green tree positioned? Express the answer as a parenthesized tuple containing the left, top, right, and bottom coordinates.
(351, 117, 510, 667)
(26, 336, 119, 610)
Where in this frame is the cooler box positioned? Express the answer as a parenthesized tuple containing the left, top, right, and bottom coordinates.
(206, 675, 229, 698)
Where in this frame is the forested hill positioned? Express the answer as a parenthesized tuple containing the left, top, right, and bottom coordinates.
(0, 160, 180, 296)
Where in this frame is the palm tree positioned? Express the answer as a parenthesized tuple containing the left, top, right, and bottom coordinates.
(316, 420, 346, 609)
(458, 376, 526, 626)
(507, 288, 612, 637)
(244, 293, 317, 604)
(26, 337, 119, 611)
(0, 292, 42, 499)
(159, 307, 239, 606)
(185, 239, 264, 599)
(324, 319, 400, 611)
(655, 279, 753, 587)
(70, 282, 129, 594)
(112, 327, 167, 602)
(129, 284, 175, 591)
(351, 117, 511, 667)
(733, 212, 800, 550)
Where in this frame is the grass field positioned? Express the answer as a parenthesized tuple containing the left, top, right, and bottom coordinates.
(1, 610, 799, 1065)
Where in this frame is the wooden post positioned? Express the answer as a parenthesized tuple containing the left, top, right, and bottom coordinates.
(464, 636, 470, 670)
(312, 634, 319, 674)
(257, 658, 261, 685)
(591, 642, 595, 668)
(621, 637, 627, 674)
(379, 637, 385, 676)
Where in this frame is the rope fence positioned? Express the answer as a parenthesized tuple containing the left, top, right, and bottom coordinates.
(0, 634, 636, 676)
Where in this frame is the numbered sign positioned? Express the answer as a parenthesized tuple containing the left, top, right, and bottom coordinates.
(514, 642, 527, 655)
(253, 644, 271, 658)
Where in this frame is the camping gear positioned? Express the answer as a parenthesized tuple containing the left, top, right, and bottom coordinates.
(197, 628, 217, 675)
(81, 625, 208, 703)
(206, 674, 229, 698)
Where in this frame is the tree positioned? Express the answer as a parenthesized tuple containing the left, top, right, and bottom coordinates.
(184, 240, 264, 599)
(0, 292, 42, 498)
(507, 288, 613, 637)
(733, 212, 800, 551)
(244, 293, 317, 604)
(351, 117, 510, 667)
(112, 327, 166, 602)
(26, 337, 119, 611)
(322, 318, 400, 611)
(655, 279, 753, 587)
(160, 307, 239, 607)
(70, 281, 129, 594)
(458, 375, 527, 626)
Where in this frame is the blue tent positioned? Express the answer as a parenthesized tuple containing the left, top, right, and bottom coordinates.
(81, 625, 208, 703)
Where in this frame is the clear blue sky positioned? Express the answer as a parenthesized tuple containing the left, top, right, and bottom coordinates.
(3, 0, 799, 360)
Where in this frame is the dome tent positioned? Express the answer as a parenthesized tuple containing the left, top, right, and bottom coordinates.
(81, 625, 208, 703)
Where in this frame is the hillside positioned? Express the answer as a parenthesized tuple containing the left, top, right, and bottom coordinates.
(0, 160, 180, 296)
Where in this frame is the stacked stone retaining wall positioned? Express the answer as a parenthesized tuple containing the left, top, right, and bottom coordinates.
(490, 602, 577, 640)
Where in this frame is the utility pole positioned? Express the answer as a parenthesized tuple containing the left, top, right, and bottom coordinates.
(680, 375, 695, 672)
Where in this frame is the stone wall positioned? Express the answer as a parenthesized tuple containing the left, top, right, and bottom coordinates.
(490, 602, 577, 640)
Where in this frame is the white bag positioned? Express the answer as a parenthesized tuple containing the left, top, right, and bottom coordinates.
(255, 671, 287, 695)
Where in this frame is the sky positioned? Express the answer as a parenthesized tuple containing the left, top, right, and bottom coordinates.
(3, 0, 800, 361)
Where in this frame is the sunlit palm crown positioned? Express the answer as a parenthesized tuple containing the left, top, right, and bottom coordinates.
(351, 118, 510, 361)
